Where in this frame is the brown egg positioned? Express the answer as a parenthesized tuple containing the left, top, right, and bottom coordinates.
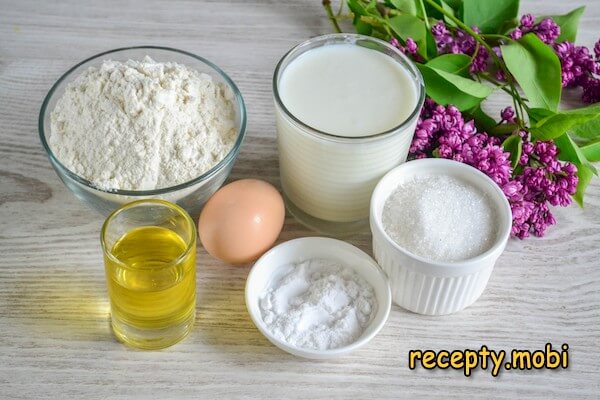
(198, 179, 285, 264)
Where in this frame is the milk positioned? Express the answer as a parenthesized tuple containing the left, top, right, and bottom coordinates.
(278, 44, 416, 137)
(274, 35, 423, 229)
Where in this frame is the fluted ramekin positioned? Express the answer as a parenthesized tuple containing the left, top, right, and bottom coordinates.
(370, 159, 511, 315)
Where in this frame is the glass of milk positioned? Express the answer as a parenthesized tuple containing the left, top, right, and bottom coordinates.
(273, 34, 425, 235)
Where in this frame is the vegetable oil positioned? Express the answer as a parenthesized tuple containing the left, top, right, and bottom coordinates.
(105, 225, 196, 349)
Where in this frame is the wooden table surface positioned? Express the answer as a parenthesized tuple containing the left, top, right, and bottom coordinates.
(1, 1, 599, 398)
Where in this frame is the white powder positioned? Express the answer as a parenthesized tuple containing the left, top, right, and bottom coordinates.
(49, 56, 237, 191)
(259, 259, 377, 350)
(382, 175, 498, 262)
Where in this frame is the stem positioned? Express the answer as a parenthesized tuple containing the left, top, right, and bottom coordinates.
(336, 0, 344, 16)
(323, 0, 342, 33)
(418, 0, 431, 31)
(482, 34, 507, 40)
(479, 73, 529, 127)
(479, 72, 510, 90)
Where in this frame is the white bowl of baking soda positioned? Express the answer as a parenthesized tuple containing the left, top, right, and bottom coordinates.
(245, 237, 392, 359)
(370, 158, 512, 316)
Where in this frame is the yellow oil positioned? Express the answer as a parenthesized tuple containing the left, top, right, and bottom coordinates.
(105, 226, 196, 349)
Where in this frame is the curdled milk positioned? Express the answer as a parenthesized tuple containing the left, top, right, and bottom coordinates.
(278, 44, 417, 137)
(275, 41, 421, 224)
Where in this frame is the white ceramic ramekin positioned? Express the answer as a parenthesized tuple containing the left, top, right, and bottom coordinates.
(245, 237, 391, 359)
(370, 159, 511, 315)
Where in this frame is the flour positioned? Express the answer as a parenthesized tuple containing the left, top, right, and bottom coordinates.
(49, 56, 237, 191)
(259, 259, 377, 350)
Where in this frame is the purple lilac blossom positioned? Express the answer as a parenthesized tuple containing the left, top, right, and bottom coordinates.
(510, 14, 560, 44)
(430, 21, 489, 73)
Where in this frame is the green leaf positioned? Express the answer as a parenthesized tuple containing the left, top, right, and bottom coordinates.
(426, 53, 471, 76)
(581, 139, 600, 162)
(348, 0, 369, 16)
(527, 107, 555, 124)
(490, 123, 519, 136)
(429, 68, 493, 98)
(348, 0, 374, 34)
(498, 18, 519, 35)
(573, 163, 594, 207)
(353, 17, 374, 35)
(502, 134, 523, 168)
(388, 14, 428, 58)
(425, 28, 438, 59)
(467, 104, 498, 132)
(554, 133, 597, 174)
(441, 0, 458, 27)
(554, 133, 597, 207)
(423, 0, 461, 20)
(417, 64, 494, 110)
(442, 0, 462, 11)
(530, 104, 600, 140)
(462, 0, 520, 33)
(443, 0, 462, 9)
(544, 6, 585, 43)
(502, 33, 562, 111)
(571, 115, 600, 140)
(387, 0, 418, 15)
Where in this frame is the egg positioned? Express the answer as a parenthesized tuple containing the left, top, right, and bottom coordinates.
(198, 179, 285, 264)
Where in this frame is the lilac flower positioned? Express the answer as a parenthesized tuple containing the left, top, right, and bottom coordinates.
(405, 38, 418, 54)
(511, 14, 560, 44)
(500, 106, 515, 123)
(533, 140, 558, 164)
(554, 41, 598, 87)
(535, 18, 561, 44)
(430, 21, 488, 73)
(390, 37, 422, 62)
(582, 77, 600, 103)
(510, 28, 523, 40)
(529, 202, 556, 237)
(502, 180, 523, 202)
(470, 47, 489, 73)
(520, 141, 534, 165)
(520, 14, 535, 29)
(510, 199, 535, 239)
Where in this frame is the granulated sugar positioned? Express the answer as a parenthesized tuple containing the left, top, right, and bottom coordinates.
(382, 175, 497, 262)
(259, 259, 376, 350)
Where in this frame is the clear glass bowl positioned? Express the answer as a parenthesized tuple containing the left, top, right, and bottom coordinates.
(39, 46, 247, 218)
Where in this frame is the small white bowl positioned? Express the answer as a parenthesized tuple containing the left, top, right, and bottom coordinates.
(370, 159, 512, 315)
(245, 237, 391, 359)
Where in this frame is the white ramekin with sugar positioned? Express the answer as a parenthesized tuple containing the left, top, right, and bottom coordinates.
(369, 159, 512, 315)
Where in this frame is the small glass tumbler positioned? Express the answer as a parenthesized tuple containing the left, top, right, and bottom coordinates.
(101, 199, 197, 349)
(273, 34, 425, 236)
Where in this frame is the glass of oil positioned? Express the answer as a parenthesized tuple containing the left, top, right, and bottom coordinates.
(101, 199, 196, 349)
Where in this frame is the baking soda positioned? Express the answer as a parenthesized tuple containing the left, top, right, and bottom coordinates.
(382, 175, 498, 262)
(259, 259, 376, 350)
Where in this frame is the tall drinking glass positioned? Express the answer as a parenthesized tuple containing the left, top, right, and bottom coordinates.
(273, 34, 425, 235)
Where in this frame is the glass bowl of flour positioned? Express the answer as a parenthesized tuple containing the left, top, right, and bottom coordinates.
(39, 46, 246, 217)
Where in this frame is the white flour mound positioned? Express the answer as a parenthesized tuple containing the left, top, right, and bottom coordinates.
(49, 56, 237, 191)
